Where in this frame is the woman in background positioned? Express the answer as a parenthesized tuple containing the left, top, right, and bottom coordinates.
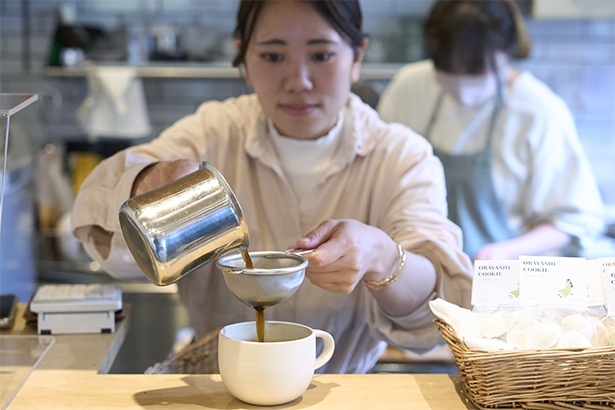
(378, 0, 604, 261)
(71, 0, 472, 373)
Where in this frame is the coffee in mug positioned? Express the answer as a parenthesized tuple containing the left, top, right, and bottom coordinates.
(218, 321, 335, 406)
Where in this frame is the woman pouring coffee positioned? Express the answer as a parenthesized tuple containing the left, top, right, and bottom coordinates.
(378, 0, 604, 261)
(71, 0, 472, 374)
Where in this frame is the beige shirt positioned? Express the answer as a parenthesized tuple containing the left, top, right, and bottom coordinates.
(72, 93, 472, 373)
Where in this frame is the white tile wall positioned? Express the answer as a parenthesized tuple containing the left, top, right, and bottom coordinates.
(1, 0, 614, 204)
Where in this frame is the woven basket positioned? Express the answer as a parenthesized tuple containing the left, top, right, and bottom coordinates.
(145, 328, 220, 374)
(435, 319, 615, 409)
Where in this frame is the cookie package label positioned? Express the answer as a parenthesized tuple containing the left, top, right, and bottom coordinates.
(472, 256, 606, 309)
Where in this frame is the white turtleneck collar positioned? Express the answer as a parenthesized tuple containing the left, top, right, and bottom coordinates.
(269, 111, 345, 201)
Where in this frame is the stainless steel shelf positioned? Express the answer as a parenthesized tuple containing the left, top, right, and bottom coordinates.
(45, 62, 403, 80)
(46, 62, 241, 79)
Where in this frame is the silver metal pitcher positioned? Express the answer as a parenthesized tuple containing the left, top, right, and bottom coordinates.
(118, 161, 249, 286)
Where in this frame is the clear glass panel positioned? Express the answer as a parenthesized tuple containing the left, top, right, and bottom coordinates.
(0, 115, 9, 229)
(0, 94, 39, 117)
(0, 94, 38, 235)
(0, 335, 55, 408)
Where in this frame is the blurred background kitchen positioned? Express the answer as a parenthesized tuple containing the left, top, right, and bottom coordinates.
(1, 0, 614, 372)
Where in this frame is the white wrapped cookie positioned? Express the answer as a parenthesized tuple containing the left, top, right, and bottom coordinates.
(556, 331, 592, 349)
(479, 311, 516, 339)
(560, 313, 594, 340)
(506, 319, 562, 350)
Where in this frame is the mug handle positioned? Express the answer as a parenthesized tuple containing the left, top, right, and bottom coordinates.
(313, 329, 335, 370)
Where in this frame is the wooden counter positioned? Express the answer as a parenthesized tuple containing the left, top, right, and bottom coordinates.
(2, 304, 475, 409)
(9, 371, 475, 409)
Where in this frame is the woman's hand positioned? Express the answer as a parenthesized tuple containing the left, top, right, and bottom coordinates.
(294, 219, 399, 294)
(295, 219, 437, 317)
(131, 159, 200, 197)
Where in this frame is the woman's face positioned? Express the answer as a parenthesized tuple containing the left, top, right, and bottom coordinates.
(243, 0, 365, 140)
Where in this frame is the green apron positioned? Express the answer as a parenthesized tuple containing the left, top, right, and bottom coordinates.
(424, 93, 514, 260)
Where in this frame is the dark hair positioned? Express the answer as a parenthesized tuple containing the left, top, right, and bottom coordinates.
(424, 0, 530, 74)
(232, 0, 368, 67)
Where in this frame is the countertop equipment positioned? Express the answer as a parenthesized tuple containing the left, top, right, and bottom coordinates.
(30, 284, 122, 334)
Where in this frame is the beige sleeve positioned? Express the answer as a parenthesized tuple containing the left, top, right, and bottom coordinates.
(71, 150, 155, 280)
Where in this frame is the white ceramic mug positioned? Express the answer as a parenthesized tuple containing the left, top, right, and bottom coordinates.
(218, 321, 335, 406)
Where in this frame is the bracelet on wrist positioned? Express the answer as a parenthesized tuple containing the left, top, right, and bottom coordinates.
(363, 242, 405, 290)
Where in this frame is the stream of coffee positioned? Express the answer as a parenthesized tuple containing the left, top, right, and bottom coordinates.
(241, 249, 266, 342)
(255, 306, 265, 342)
(241, 249, 254, 269)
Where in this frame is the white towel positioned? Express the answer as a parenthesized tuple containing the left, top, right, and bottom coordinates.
(430, 299, 520, 351)
(76, 65, 151, 139)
